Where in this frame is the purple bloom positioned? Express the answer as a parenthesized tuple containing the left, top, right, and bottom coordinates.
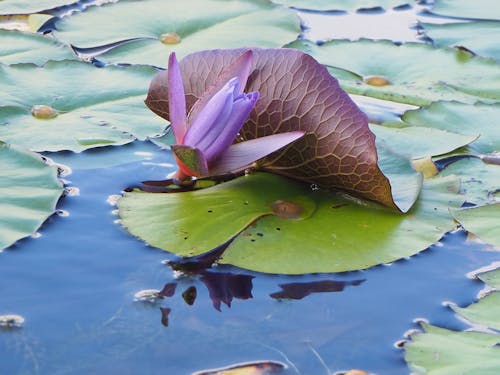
(166, 51, 304, 181)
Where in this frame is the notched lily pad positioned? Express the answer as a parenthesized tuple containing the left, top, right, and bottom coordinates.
(451, 204, 500, 248)
(289, 39, 500, 105)
(429, 0, 500, 21)
(146, 48, 419, 211)
(0, 60, 166, 152)
(270, 0, 408, 11)
(0, 141, 64, 251)
(53, 0, 300, 67)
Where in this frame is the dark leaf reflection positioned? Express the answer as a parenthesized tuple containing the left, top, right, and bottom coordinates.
(270, 279, 365, 300)
(182, 286, 197, 306)
(200, 272, 255, 311)
(160, 307, 171, 327)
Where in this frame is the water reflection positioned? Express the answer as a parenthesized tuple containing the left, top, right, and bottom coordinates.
(270, 279, 365, 300)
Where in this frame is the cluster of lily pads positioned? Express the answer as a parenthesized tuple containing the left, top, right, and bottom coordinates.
(0, 0, 499, 373)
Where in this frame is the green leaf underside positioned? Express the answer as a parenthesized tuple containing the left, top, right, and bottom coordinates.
(452, 292, 500, 331)
(439, 158, 500, 205)
(430, 0, 500, 21)
(0, 61, 166, 152)
(401, 102, 500, 154)
(451, 204, 500, 248)
(422, 22, 500, 62)
(119, 172, 462, 274)
(370, 123, 478, 159)
(0, 29, 74, 65)
(54, 0, 300, 67)
(0, 0, 74, 15)
(289, 39, 500, 106)
(270, 0, 408, 11)
(0, 142, 64, 251)
(405, 323, 500, 375)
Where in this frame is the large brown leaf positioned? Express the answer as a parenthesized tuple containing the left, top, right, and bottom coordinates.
(146, 48, 400, 210)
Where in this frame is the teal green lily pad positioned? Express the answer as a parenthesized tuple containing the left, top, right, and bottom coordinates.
(430, 0, 500, 21)
(451, 204, 500, 248)
(288, 39, 500, 106)
(0, 60, 166, 152)
(370, 124, 478, 159)
(479, 268, 500, 289)
(440, 158, 500, 205)
(54, 0, 300, 67)
(270, 0, 408, 11)
(452, 292, 500, 331)
(119, 170, 461, 274)
(0, 0, 74, 15)
(0, 29, 74, 65)
(422, 21, 500, 62)
(0, 141, 64, 251)
(405, 323, 500, 375)
(401, 102, 500, 154)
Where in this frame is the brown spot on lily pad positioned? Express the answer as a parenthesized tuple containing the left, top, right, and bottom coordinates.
(31, 104, 58, 119)
(160, 32, 181, 44)
(270, 199, 303, 219)
(364, 75, 391, 86)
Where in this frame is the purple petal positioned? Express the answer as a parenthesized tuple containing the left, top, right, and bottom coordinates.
(168, 52, 188, 144)
(187, 50, 253, 122)
(209, 131, 305, 176)
(203, 91, 259, 163)
(171, 144, 209, 177)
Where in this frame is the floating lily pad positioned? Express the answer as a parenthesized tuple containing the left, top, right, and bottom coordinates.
(270, 0, 409, 11)
(401, 102, 500, 154)
(119, 171, 461, 274)
(288, 39, 500, 105)
(479, 268, 500, 289)
(405, 323, 500, 375)
(452, 292, 500, 331)
(439, 158, 500, 205)
(0, 60, 166, 152)
(0, 29, 74, 65)
(422, 21, 500, 62)
(0, 0, 74, 15)
(370, 124, 478, 159)
(53, 0, 300, 67)
(0, 142, 64, 251)
(430, 0, 500, 21)
(451, 204, 500, 248)
(0, 14, 52, 32)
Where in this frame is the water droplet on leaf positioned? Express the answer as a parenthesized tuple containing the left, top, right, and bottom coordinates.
(364, 76, 391, 86)
(160, 32, 181, 44)
(31, 104, 58, 119)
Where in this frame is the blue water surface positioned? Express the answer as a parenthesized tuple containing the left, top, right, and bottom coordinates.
(0, 141, 498, 375)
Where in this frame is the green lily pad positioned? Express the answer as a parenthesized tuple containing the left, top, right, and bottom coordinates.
(0, 60, 166, 152)
(119, 170, 461, 274)
(430, 0, 500, 21)
(0, 13, 53, 32)
(288, 39, 500, 106)
(422, 21, 500, 62)
(451, 204, 500, 248)
(370, 123, 478, 159)
(0, 0, 74, 15)
(440, 158, 500, 205)
(401, 102, 500, 154)
(452, 292, 500, 331)
(270, 0, 408, 11)
(53, 0, 300, 67)
(479, 268, 500, 289)
(0, 29, 74, 65)
(0, 141, 64, 251)
(405, 323, 500, 375)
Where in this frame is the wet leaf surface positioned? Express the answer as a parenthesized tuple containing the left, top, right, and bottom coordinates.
(289, 39, 500, 105)
(0, 142, 64, 251)
(0, 61, 166, 152)
(53, 0, 300, 67)
(146, 48, 417, 210)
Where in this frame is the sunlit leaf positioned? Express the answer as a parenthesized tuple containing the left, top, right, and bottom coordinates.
(0, 60, 166, 152)
(370, 123, 478, 159)
(146, 48, 418, 211)
(269, 0, 408, 11)
(119, 172, 461, 274)
(439, 157, 500, 205)
(405, 323, 500, 375)
(288, 39, 500, 105)
(401, 102, 500, 154)
(430, 0, 500, 21)
(53, 0, 300, 67)
(0, 142, 64, 251)
(422, 21, 500, 62)
(451, 204, 500, 248)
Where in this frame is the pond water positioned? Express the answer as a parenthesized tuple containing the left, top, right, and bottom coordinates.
(1, 141, 498, 375)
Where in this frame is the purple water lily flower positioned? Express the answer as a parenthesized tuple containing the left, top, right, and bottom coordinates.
(166, 51, 304, 182)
